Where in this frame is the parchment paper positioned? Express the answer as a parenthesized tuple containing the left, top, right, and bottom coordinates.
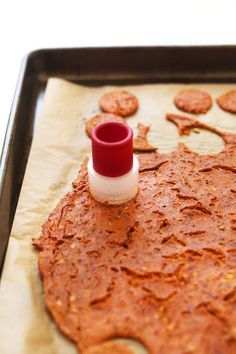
(0, 78, 236, 354)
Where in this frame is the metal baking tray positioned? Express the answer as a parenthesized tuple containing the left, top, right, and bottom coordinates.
(1, 45, 236, 274)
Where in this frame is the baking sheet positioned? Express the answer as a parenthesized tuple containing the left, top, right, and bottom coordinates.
(0, 78, 236, 354)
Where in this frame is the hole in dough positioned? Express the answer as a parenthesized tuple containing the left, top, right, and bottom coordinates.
(148, 120, 179, 153)
(84, 339, 149, 354)
(113, 338, 149, 354)
(179, 128, 224, 155)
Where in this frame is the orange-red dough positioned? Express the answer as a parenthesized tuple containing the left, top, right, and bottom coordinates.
(99, 91, 138, 117)
(166, 113, 222, 136)
(34, 116, 236, 354)
(133, 123, 157, 152)
(85, 113, 125, 137)
(174, 89, 212, 114)
(84, 342, 135, 354)
(216, 90, 236, 113)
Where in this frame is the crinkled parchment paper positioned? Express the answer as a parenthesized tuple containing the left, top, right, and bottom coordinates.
(0, 78, 236, 354)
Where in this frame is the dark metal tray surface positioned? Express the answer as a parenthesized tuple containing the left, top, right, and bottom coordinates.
(1, 46, 236, 274)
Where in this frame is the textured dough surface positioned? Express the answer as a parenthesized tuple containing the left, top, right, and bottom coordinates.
(1, 79, 236, 354)
(174, 89, 213, 114)
(83, 341, 135, 354)
(217, 90, 236, 113)
(133, 123, 157, 152)
(99, 91, 138, 117)
(34, 115, 236, 354)
(85, 113, 125, 137)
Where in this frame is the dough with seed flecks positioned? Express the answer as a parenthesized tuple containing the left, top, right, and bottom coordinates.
(34, 116, 236, 354)
(84, 342, 135, 354)
(174, 89, 212, 114)
(133, 123, 157, 152)
(216, 90, 236, 113)
(99, 91, 138, 117)
(85, 113, 125, 137)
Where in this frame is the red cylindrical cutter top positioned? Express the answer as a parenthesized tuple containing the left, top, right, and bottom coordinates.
(91, 122, 133, 177)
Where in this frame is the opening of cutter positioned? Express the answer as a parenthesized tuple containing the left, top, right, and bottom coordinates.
(93, 122, 131, 144)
